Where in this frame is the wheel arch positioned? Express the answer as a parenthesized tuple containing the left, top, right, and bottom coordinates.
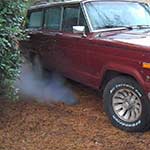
(99, 64, 145, 93)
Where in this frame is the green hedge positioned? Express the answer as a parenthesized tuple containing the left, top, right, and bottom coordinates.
(0, 0, 28, 100)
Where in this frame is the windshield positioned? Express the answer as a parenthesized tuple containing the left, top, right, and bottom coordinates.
(85, 2, 150, 31)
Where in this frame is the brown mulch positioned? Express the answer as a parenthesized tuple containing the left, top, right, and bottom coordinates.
(0, 81, 150, 150)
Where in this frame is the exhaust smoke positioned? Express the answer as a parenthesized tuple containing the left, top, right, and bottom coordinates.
(15, 58, 79, 105)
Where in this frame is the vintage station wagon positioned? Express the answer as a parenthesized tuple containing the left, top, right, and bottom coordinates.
(21, 0, 150, 132)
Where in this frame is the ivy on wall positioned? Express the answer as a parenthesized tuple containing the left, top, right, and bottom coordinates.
(0, 0, 28, 100)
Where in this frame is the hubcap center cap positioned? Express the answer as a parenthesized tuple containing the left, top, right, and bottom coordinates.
(124, 101, 133, 110)
(124, 97, 132, 108)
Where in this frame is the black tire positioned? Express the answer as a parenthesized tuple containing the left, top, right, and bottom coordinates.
(103, 76, 150, 132)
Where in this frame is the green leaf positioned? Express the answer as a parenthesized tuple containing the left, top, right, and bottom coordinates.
(0, 0, 29, 100)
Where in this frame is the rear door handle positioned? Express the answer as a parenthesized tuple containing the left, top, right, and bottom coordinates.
(56, 33, 63, 36)
(42, 32, 57, 37)
(52, 39, 57, 43)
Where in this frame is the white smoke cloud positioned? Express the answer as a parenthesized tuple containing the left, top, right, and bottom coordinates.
(15, 58, 78, 105)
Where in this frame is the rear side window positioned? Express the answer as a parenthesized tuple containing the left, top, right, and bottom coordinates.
(45, 7, 61, 30)
(62, 6, 79, 32)
(28, 11, 43, 28)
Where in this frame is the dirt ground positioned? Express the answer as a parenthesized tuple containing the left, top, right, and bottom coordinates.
(0, 81, 150, 150)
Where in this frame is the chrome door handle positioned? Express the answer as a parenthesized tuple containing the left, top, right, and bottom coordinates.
(56, 33, 63, 36)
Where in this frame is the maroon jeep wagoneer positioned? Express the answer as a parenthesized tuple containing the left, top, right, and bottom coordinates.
(21, 0, 150, 132)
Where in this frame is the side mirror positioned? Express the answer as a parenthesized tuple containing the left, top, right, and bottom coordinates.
(73, 26, 86, 37)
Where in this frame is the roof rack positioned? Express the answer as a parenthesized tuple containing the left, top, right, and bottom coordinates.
(33, 0, 49, 5)
(33, 0, 80, 5)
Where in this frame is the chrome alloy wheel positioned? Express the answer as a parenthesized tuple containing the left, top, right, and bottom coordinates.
(112, 88, 142, 123)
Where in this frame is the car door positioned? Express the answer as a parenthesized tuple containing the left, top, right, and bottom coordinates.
(54, 5, 93, 85)
(39, 6, 62, 70)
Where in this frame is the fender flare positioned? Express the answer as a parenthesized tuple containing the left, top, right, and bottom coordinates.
(100, 63, 145, 90)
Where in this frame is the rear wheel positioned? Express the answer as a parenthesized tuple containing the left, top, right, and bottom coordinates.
(103, 76, 150, 132)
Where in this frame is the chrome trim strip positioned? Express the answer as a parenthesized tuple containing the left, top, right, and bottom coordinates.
(92, 27, 129, 33)
(80, 2, 93, 32)
(77, 6, 81, 26)
(60, 6, 64, 31)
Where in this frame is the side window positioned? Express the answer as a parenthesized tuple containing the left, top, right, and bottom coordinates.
(45, 7, 61, 30)
(79, 10, 89, 33)
(62, 6, 79, 32)
(28, 11, 43, 28)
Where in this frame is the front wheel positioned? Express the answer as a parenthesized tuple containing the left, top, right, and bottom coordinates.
(103, 76, 150, 132)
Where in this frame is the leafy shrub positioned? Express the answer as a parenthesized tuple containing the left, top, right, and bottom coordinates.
(0, 0, 28, 100)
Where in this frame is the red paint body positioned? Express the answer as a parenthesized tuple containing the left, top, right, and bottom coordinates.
(21, 0, 150, 99)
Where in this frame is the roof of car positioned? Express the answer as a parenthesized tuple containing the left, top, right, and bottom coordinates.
(29, 0, 144, 10)
(29, 0, 81, 10)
